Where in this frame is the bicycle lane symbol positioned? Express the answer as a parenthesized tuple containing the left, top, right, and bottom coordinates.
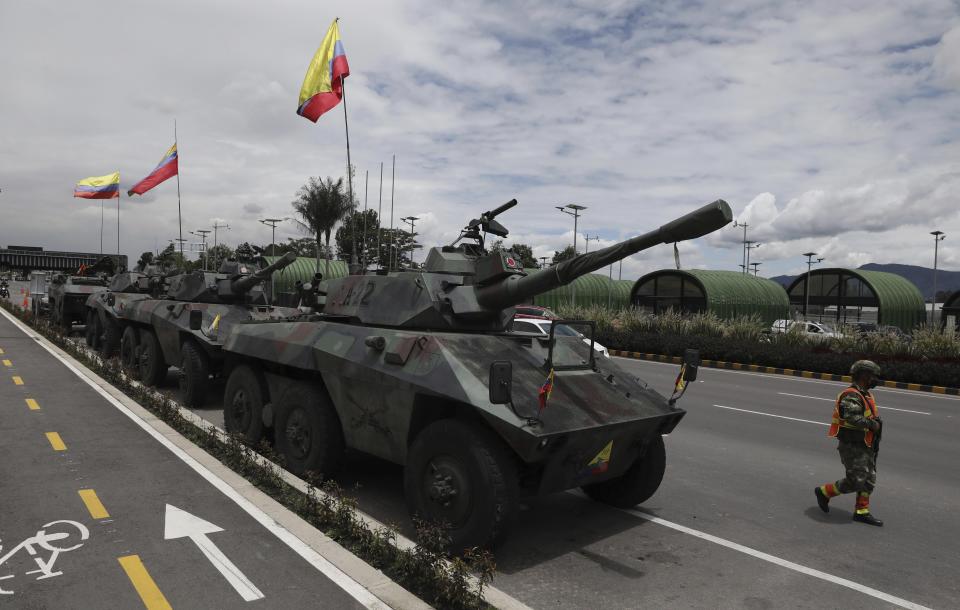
(0, 520, 90, 595)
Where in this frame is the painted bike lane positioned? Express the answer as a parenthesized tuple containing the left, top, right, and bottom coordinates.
(0, 310, 394, 609)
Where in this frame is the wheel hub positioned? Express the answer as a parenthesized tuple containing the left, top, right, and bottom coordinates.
(422, 458, 471, 524)
(231, 390, 251, 429)
(285, 409, 311, 458)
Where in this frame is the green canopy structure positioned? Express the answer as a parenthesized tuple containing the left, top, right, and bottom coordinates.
(530, 273, 634, 310)
(631, 269, 790, 324)
(263, 256, 348, 296)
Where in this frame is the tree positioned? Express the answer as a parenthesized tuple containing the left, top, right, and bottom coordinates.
(136, 251, 154, 271)
(508, 243, 537, 269)
(335, 209, 381, 267)
(207, 244, 234, 270)
(235, 242, 260, 262)
(377, 227, 416, 270)
(489, 239, 505, 253)
(552, 245, 575, 265)
(291, 176, 354, 276)
(275, 237, 319, 257)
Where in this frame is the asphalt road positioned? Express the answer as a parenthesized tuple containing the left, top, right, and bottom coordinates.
(0, 309, 377, 609)
(172, 351, 958, 609)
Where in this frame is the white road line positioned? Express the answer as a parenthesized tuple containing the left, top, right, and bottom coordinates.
(615, 355, 960, 402)
(622, 507, 933, 610)
(777, 392, 931, 415)
(713, 404, 828, 426)
(0, 308, 390, 610)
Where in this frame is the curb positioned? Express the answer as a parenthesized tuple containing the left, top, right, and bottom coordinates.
(609, 349, 960, 396)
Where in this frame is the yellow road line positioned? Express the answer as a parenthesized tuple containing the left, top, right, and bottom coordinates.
(118, 555, 172, 610)
(2, 359, 11, 367)
(12, 376, 23, 385)
(45, 432, 67, 451)
(78, 489, 110, 519)
(25, 398, 40, 410)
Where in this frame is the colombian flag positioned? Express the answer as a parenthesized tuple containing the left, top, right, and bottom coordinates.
(128, 144, 178, 196)
(297, 19, 350, 122)
(74, 172, 120, 199)
(538, 369, 555, 413)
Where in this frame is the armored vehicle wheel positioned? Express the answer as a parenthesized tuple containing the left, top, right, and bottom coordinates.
(404, 419, 519, 552)
(119, 326, 141, 379)
(90, 313, 103, 350)
(582, 435, 666, 508)
(274, 383, 344, 478)
(84, 310, 97, 346)
(138, 330, 167, 386)
(100, 320, 120, 358)
(223, 365, 266, 445)
(178, 341, 210, 407)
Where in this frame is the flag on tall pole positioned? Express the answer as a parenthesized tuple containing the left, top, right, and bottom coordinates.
(296, 18, 350, 122)
(74, 172, 120, 199)
(128, 144, 178, 196)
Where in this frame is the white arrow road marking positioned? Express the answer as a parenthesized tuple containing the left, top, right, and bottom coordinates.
(164, 504, 264, 602)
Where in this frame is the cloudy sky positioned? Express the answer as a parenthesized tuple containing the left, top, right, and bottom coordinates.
(1, 0, 959, 278)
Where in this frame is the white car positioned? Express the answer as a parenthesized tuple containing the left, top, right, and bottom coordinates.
(771, 319, 843, 340)
(510, 318, 611, 358)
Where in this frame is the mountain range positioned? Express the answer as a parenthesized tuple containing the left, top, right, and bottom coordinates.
(769, 263, 960, 300)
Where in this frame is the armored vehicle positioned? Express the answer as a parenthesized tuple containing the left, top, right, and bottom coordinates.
(219, 199, 732, 551)
(85, 264, 175, 360)
(120, 253, 300, 406)
(46, 257, 114, 331)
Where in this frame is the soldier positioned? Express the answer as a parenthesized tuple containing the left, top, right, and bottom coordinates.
(814, 360, 884, 526)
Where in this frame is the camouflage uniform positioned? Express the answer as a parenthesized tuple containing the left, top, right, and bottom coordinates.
(816, 360, 882, 524)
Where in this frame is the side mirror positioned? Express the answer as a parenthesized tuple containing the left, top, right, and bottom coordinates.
(489, 361, 513, 405)
(682, 348, 700, 382)
(189, 309, 203, 331)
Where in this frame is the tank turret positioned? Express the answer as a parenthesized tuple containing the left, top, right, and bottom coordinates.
(167, 252, 296, 303)
(322, 198, 732, 329)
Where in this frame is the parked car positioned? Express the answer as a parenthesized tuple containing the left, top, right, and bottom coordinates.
(510, 317, 610, 358)
(771, 319, 844, 340)
(514, 304, 559, 320)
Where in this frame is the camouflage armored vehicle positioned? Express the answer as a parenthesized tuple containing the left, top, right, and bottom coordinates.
(46, 257, 115, 331)
(119, 253, 300, 406)
(85, 264, 175, 360)
(218, 199, 732, 551)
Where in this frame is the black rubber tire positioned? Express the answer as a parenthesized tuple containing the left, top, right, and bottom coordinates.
(581, 435, 666, 508)
(119, 326, 140, 379)
(90, 313, 103, 350)
(84, 310, 97, 346)
(100, 320, 120, 358)
(223, 365, 267, 445)
(404, 419, 520, 552)
(138, 330, 167, 386)
(178, 341, 210, 407)
(274, 383, 344, 479)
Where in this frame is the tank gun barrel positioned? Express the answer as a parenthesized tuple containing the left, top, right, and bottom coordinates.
(476, 199, 732, 309)
(230, 252, 297, 294)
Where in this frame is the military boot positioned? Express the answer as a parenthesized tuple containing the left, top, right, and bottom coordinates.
(852, 512, 883, 527)
(814, 487, 830, 513)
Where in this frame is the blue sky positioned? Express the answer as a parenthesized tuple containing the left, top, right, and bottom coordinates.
(1, 0, 958, 278)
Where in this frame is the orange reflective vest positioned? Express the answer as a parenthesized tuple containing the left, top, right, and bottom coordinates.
(828, 387, 878, 447)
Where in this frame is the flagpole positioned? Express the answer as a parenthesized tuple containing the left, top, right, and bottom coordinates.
(340, 71, 358, 272)
(174, 119, 184, 259)
(99, 200, 104, 257)
(117, 188, 121, 266)
(377, 162, 383, 269)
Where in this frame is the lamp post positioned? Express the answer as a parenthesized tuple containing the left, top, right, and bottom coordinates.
(538, 256, 549, 269)
(402, 216, 419, 267)
(745, 241, 761, 273)
(584, 234, 600, 253)
(802, 252, 824, 319)
(556, 204, 586, 306)
(733, 220, 749, 273)
(931, 230, 946, 326)
(259, 218, 286, 303)
(211, 220, 230, 272)
(750, 261, 762, 276)
(190, 229, 210, 270)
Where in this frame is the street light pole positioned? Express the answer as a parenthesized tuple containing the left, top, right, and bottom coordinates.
(211, 221, 230, 272)
(402, 216, 419, 267)
(556, 204, 587, 306)
(733, 220, 749, 273)
(190, 229, 210, 270)
(750, 262, 762, 276)
(584, 234, 600, 253)
(931, 230, 946, 326)
(538, 256, 549, 269)
(802, 252, 824, 319)
(260, 218, 284, 304)
(746, 241, 761, 272)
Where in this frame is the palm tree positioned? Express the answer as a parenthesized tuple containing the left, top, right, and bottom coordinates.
(290, 176, 354, 276)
